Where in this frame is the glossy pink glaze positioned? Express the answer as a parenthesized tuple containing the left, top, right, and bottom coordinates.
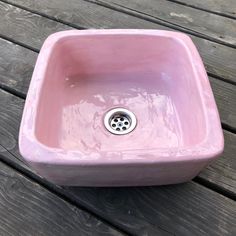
(19, 30, 224, 186)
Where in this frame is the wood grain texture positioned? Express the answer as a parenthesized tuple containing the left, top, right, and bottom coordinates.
(3, 0, 236, 47)
(0, 83, 236, 235)
(168, 0, 236, 19)
(0, 89, 24, 163)
(0, 157, 124, 236)
(92, 0, 236, 46)
(0, 0, 236, 84)
(66, 183, 236, 236)
(199, 130, 236, 196)
(209, 77, 236, 130)
(1, 37, 235, 131)
(0, 1, 71, 50)
(0, 39, 35, 95)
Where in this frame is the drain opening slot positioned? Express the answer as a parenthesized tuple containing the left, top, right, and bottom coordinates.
(104, 108, 137, 135)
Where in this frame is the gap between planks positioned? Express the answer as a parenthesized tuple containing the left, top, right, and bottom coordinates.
(165, 0, 236, 20)
(0, 0, 86, 30)
(0, 149, 132, 236)
(0, 143, 235, 236)
(194, 176, 236, 201)
(85, 0, 236, 49)
(0, 150, 127, 236)
(1, 0, 236, 50)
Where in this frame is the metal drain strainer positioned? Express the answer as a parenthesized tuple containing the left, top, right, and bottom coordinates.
(104, 108, 137, 135)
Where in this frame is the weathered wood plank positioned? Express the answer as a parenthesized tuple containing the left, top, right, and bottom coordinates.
(199, 130, 236, 196)
(0, 0, 236, 84)
(168, 0, 236, 19)
(1, 38, 235, 131)
(91, 0, 236, 46)
(0, 88, 25, 163)
(0, 1, 71, 50)
(67, 183, 236, 236)
(0, 155, 123, 236)
(0, 39, 36, 96)
(209, 77, 236, 131)
(0, 80, 236, 235)
(4, 0, 236, 47)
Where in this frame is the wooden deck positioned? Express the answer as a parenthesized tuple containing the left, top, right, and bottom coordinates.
(0, 0, 235, 235)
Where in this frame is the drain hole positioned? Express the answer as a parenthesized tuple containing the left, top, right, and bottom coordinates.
(104, 108, 137, 135)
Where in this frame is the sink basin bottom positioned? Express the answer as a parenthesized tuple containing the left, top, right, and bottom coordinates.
(35, 33, 206, 153)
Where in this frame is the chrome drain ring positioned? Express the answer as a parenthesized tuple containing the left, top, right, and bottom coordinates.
(104, 108, 137, 135)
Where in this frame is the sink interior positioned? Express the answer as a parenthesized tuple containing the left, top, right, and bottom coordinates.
(35, 34, 206, 152)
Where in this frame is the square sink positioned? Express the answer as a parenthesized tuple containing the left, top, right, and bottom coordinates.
(19, 30, 224, 186)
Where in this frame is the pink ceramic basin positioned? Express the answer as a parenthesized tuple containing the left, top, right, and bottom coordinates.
(19, 30, 224, 186)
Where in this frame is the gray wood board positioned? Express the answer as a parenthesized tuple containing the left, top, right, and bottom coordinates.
(199, 130, 236, 196)
(0, 153, 123, 236)
(209, 77, 236, 131)
(0, 0, 235, 84)
(168, 0, 236, 19)
(90, 0, 236, 46)
(0, 39, 37, 96)
(0, 1, 71, 51)
(0, 80, 236, 236)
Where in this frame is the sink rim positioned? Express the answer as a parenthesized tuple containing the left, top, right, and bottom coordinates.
(19, 29, 224, 166)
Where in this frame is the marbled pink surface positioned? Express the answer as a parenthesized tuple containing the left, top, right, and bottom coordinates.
(19, 30, 224, 186)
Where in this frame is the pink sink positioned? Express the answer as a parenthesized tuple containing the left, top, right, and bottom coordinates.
(19, 30, 224, 186)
